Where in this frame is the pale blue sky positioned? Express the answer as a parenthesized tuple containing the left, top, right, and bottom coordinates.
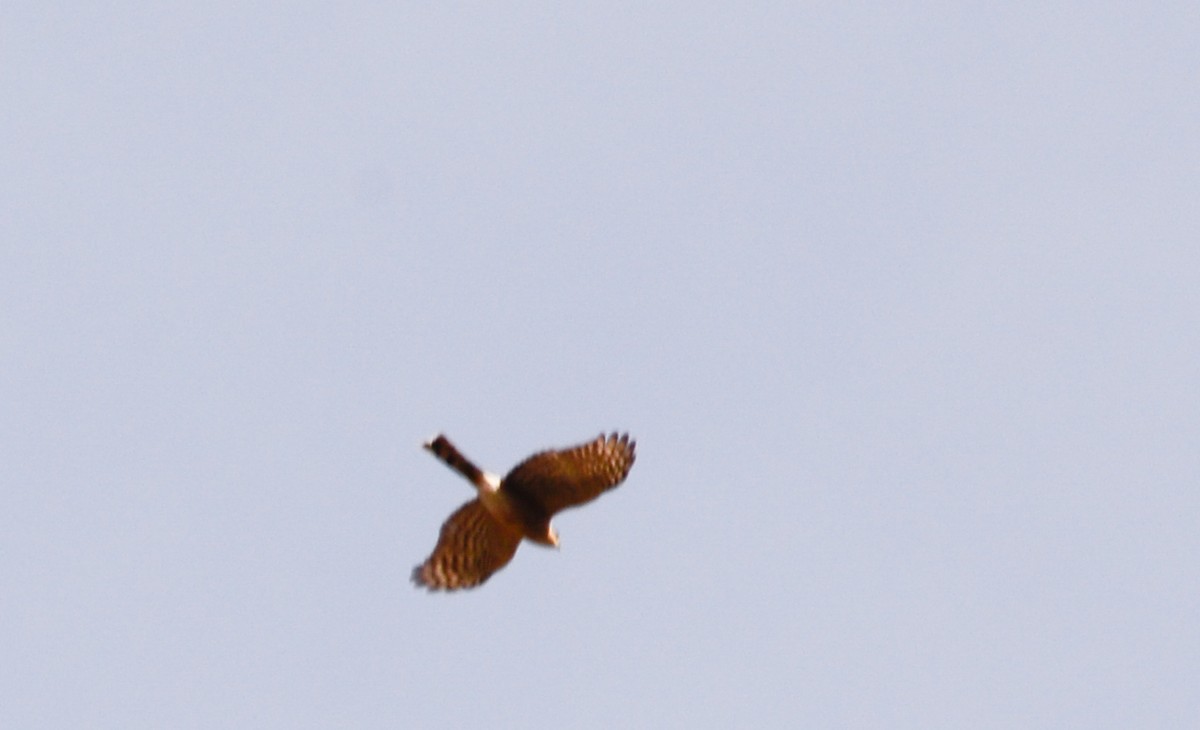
(3, 4, 1198, 728)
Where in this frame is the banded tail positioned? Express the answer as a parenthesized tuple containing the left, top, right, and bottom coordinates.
(424, 434, 493, 490)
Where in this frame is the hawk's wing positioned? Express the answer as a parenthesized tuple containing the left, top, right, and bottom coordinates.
(501, 433, 636, 518)
(412, 499, 523, 591)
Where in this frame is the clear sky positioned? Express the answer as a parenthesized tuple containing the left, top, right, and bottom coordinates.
(3, 4, 1197, 728)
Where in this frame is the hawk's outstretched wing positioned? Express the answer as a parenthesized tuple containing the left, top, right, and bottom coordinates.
(501, 433, 636, 519)
(412, 499, 523, 591)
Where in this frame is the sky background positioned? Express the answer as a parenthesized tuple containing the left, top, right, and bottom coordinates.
(3, 4, 1198, 728)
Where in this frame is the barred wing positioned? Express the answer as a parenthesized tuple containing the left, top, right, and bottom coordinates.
(501, 433, 636, 518)
(412, 499, 522, 591)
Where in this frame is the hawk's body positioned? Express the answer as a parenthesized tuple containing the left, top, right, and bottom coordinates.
(412, 433, 636, 591)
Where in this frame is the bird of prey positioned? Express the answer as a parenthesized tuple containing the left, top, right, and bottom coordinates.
(412, 432, 637, 591)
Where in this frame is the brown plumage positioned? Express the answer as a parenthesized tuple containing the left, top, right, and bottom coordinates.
(412, 433, 637, 591)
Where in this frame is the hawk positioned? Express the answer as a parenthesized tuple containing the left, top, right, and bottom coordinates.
(412, 432, 637, 591)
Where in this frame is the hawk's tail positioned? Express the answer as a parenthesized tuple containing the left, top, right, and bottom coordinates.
(424, 434, 490, 489)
